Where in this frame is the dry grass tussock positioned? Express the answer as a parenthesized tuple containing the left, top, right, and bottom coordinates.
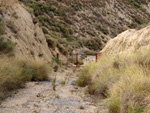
(77, 48, 150, 112)
(0, 57, 51, 101)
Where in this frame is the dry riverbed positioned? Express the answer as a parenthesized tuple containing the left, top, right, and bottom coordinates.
(0, 67, 104, 113)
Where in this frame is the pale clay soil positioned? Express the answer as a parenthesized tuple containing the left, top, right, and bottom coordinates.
(0, 56, 108, 113)
(0, 66, 108, 113)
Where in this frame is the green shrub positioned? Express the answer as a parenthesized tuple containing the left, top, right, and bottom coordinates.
(24, 0, 75, 46)
(83, 50, 96, 55)
(60, 80, 66, 86)
(102, 11, 107, 16)
(133, 17, 143, 24)
(7, 20, 18, 34)
(84, 38, 103, 50)
(0, 21, 5, 35)
(14, 59, 51, 81)
(128, 23, 137, 28)
(56, 9, 66, 16)
(41, 15, 49, 22)
(77, 65, 93, 87)
(126, 0, 146, 12)
(101, 28, 109, 35)
(30, 50, 34, 56)
(0, 38, 15, 53)
(77, 73, 92, 87)
(31, 62, 50, 81)
(27, 1, 55, 16)
(52, 57, 62, 65)
(52, 76, 56, 90)
(57, 43, 65, 54)
(45, 35, 57, 49)
(42, 27, 49, 34)
(128, 105, 144, 113)
(108, 96, 121, 113)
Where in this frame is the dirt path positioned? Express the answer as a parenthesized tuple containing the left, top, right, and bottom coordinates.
(0, 67, 99, 113)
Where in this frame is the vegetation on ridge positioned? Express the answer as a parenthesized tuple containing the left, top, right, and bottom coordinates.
(18, 0, 150, 53)
(0, 20, 15, 54)
(126, 0, 147, 12)
(0, 21, 5, 35)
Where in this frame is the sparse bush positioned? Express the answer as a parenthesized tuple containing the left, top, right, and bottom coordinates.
(27, 1, 56, 16)
(77, 64, 93, 87)
(83, 50, 96, 55)
(102, 10, 107, 16)
(60, 80, 66, 86)
(41, 15, 49, 22)
(56, 9, 66, 16)
(0, 38, 15, 53)
(79, 105, 85, 109)
(52, 57, 62, 65)
(128, 23, 137, 28)
(30, 50, 34, 56)
(55, 94, 60, 99)
(108, 96, 121, 113)
(52, 76, 56, 90)
(7, 20, 18, 34)
(67, 57, 76, 64)
(0, 58, 51, 100)
(57, 43, 65, 54)
(29, 61, 50, 81)
(0, 21, 5, 35)
(128, 105, 144, 113)
(126, 0, 146, 12)
(64, 17, 73, 24)
(133, 17, 143, 25)
(42, 27, 49, 34)
(77, 73, 91, 87)
(101, 28, 109, 35)
(77, 48, 150, 112)
(84, 38, 103, 50)
(45, 35, 57, 49)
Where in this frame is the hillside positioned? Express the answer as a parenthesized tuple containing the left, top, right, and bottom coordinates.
(0, 0, 52, 61)
(19, 0, 150, 53)
(0, 0, 53, 101)
(0, 0, 150, 112)
(102, 25, 150, 54)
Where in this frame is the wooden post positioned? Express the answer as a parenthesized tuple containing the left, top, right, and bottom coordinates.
(56, 53, 59, 59)
(96, 53, 98, 62)
(76, 53, 78, 67)
(96, 52, 101, 62)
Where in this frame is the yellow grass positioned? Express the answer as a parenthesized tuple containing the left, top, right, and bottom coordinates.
(77, 48, 150, 112)
(0, 57, 51, 100)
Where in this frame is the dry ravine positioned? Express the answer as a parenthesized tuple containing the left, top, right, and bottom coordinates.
(0, 66, 104, 113)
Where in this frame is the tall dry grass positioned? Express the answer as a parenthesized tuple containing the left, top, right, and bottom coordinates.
(77, 48, 150, 112)
(0, 57, 51, 100)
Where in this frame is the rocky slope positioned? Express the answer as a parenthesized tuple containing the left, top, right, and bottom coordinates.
(0, 0, 149, 60)
(102, 25, 150, 54)
(20, 0, 150, 52)
(0, 0, 52, 62)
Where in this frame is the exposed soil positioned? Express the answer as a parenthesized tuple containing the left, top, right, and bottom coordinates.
(0, 65, 104, 113)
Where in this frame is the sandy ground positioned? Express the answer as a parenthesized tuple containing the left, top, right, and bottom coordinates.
(0, 68, 99, 113)
(0, 56, 108, 113)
